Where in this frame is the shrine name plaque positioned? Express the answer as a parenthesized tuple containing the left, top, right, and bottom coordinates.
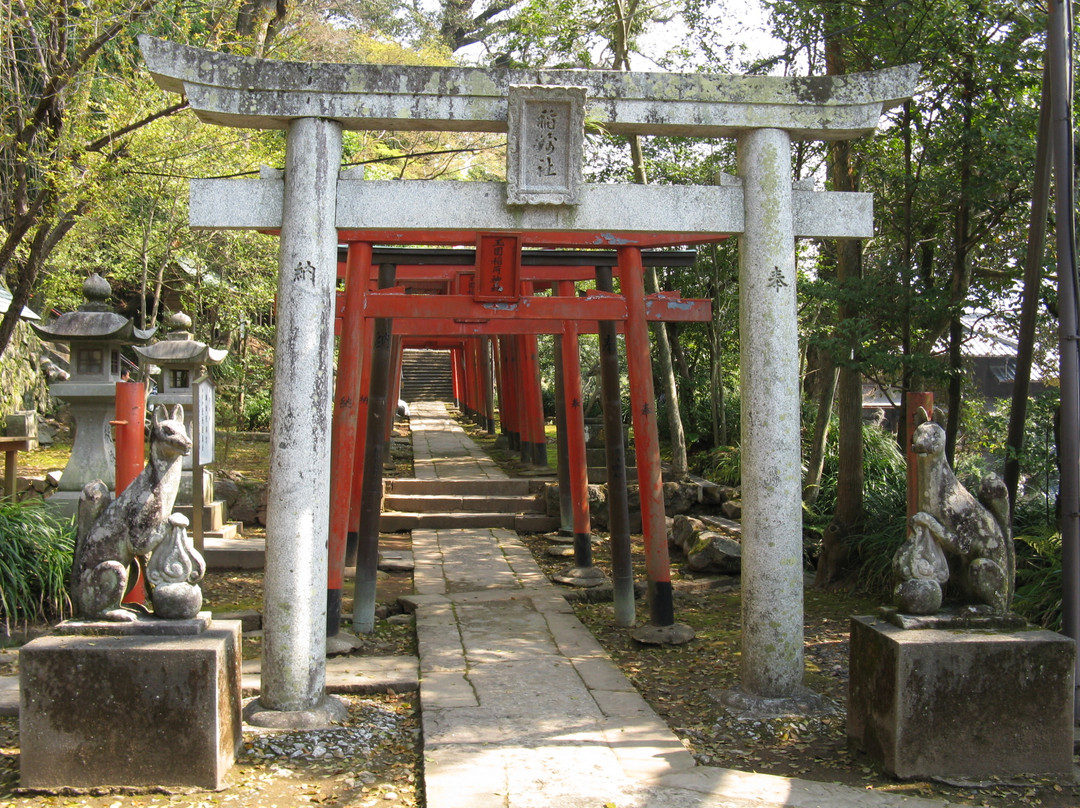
(507, 85, 586, 206)
(475, 233, 522, 302)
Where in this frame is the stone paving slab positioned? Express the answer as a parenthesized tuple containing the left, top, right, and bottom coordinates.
(241, 654, 418, 696)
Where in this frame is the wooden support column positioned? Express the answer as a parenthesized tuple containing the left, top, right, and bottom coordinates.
(327, 242, 370, 637)
(619, 246, 692, 642)
(553, 334, 574, 534)
(451, 345, 463, 410)
(481, 337, 495, 434)
(522, 334, 547, 466)
(353, 262, 397, 634)
(346, 315, 375, 568)
(596, 265, 636, 627)
(552, 279, 605, 587)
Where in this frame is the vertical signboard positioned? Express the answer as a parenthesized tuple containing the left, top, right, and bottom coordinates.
(475, 232, 522, 302)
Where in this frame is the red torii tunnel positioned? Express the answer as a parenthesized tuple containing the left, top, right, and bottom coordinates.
(325, 231, 718, 639)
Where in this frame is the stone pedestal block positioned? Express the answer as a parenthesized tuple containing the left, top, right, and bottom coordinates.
(19, 619, 242, 790)
(847, 615, 1075, 779)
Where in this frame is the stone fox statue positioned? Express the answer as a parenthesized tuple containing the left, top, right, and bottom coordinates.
(896, 410, 1014, 614)
(71, 405, 192, 621)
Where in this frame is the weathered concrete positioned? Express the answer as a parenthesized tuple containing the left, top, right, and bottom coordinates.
(259, 116, 343, 716)
(848, 615, 1076, 779)
(190, 178, 874, 239)
(140, 36, 917, 140)
(18, 621, 242, 790)
(736, 128, 805, 700)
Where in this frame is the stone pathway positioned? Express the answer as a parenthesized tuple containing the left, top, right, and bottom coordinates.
(411, 401, 509, 481)
(399, 403, 946, 808)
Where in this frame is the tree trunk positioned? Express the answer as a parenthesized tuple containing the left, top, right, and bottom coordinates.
(818, 23, 864, 587)
(945, 315, 964, 466)
(644, 264, 689, 477)
(804, 354, 838, 506)
(1005, 59, 1052, 510)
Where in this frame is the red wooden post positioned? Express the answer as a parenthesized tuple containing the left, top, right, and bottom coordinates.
(557, 280, 592, 565)
(346, 314, 375, 567)
(501, 334, 518, 447)
(114, 381, 146, 605)
(522, 333, 547, 466)
(468, 339, 478, 422)
(451, 345, 463, 410)
(619, 246, 675, 627)
(328, 242, 370, 635)
(906, 391, 934, 524)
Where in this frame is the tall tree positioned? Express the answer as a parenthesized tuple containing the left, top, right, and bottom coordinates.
(0, 0, 188, 359)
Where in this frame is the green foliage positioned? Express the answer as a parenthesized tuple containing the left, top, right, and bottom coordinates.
(243, 389, 274, 432)
(0, 500, 75, 634)
(1011, 502, 1063, 630)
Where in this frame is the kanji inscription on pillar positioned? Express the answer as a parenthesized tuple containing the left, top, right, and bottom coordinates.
(507, 85, 586, 206)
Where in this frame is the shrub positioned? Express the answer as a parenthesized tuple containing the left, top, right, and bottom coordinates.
(1011, 500, 1063, 630)
(0, 500, 75, 634)
(243, 389, 273, 431)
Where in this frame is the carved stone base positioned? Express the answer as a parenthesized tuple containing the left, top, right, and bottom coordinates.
(19, 619, 242, 790)
(847, 615, 1075, 779)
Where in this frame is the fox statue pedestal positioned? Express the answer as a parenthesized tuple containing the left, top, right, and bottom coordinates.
(847, 614, 1075, 779)
(19, 615, 242, 790)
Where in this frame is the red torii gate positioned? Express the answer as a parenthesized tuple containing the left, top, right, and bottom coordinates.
(325, 232, 716, 642)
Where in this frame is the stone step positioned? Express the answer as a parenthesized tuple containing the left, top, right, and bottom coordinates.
(379, 512, 559, 532)
(174, 500, 228, 531)
(384, 478, 543, 496)
(382, 494, 542, 513)
(192, 521, 242, 542)
(204, 537, 264, 569)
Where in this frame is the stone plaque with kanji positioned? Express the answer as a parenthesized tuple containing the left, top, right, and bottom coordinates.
(506, 85, 586, 206)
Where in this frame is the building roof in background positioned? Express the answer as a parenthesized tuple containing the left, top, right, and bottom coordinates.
(0, 286, 40, 321)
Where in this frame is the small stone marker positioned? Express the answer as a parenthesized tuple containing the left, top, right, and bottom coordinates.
(506, 85, 586, 205)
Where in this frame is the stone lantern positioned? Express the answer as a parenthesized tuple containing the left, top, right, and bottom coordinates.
(134, 312, 233, 537)
(32, 274, 156, 516)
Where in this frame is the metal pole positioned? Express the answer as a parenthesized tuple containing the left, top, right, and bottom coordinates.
(1048, 0, 1080, 722)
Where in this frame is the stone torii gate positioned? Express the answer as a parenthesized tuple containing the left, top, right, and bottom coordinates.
(141, 36, 917, 724)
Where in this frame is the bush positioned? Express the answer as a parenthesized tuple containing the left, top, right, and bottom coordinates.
(243, 389, 273, 431)
(0, 500, 75, 634)
(1011, 500, 1063, 630)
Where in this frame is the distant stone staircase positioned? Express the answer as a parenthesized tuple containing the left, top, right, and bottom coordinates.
(400, 349, 453, 402)
(380, 478, 558, 533)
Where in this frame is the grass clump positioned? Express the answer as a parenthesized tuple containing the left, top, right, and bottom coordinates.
(0, 499, 75, 636)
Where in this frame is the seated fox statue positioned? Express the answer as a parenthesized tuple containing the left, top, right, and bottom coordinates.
(893, 408, 1013, 615)
(71, 404, 192, 621)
